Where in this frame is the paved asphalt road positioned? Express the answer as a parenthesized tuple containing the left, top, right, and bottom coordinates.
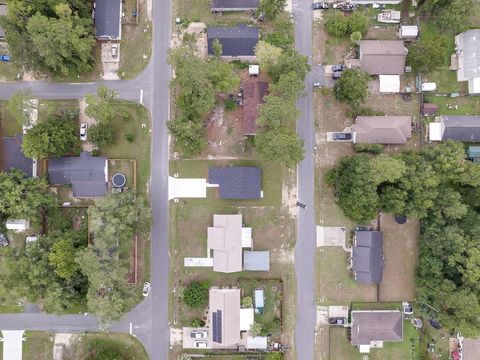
(294, 0, 318, 359)
(0, 0, 171, 359)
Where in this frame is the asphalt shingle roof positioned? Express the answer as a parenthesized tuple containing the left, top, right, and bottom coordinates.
(352, 231, 384, 284)
(441, 115, 480, 142)
(207, 26, 259, 57)
(360, 40, 406, 75)
(1, 136, 32, 176)
(212, 0, 259, 10)
(208, 166, 261, 199)
(94, 0, 121, 39)
(351, 311, 403, 346)
(48, 152, 107, 197)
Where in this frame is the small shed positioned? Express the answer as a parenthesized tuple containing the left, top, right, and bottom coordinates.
(249, 65, 259, 76)
(399, 25, 418, 39)
(421, 103, 439, 116)
(254, 288, 264, 314)
(246, 336, 268, 349)
(6, 219, 30, 232)
(429, 122, 443, 141)
(468, 146, 480, 162)
(243, 251, 270, 271)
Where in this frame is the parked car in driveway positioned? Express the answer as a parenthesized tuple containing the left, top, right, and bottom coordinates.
(333, 133, 352, 140)
(311, 2, 329, 9)
(0, 55, 11, 62)
(80, 123, 88, 141)
(332, 71, 342, 79)
(191, 330, 208, 339)
(331, 64, 345, 72)
(194, 341, 208, 348)
(341, 4, 356, 12)
(111, 44, 118, 57)
(313, 82, 321, 88)
(142, 281, 151, 296)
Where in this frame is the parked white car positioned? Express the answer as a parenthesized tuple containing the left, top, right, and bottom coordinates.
(191, 330, 208, 339)
(80, 123, 88, 141)
(142, 282, 151, 297)
(194, 341, 208, 348)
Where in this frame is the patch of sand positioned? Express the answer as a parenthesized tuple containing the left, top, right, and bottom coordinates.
(54, 333, 74, 360)
(79, 98, 97, 152)
(170, 328, 183, 345)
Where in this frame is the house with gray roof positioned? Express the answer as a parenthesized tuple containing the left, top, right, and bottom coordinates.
(208, 166, 261, 199)
(429, 115, 480, 142)
(94, 0, 122, 40)
(351, 231, 384, 284)
(454, 29, 480, 94)
(352, 116, 412, 144)
(359, 40, 406, 75)
(351, 310, 403, 352)
(207, 26, 259, 57)
(211, 0, 259, 12)
(1, 136, 33, 176)
(48, 152, 108, 197)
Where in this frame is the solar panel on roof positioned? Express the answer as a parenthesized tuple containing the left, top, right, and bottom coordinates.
(212, 310, 222, 343)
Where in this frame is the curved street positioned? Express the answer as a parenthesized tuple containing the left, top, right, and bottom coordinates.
(0, 0, 171, 359)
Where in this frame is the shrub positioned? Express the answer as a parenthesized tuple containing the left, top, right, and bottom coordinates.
(124, 133, 135, 143)
(230, 60, 250, 70)
(242, 296, 253, 308)
(250, 322, 263, 337)
(353, 143, 384, 154)
(183, 281, 210, 308)
(224, 99, 237, 111)
(122, 111, 132, 121)
(324, 12, 349, 37)
(191, 319, 206, 328)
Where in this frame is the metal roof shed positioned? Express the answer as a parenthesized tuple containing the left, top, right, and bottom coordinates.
(243, 251, 270, 271)
(469, 146, 480, 159)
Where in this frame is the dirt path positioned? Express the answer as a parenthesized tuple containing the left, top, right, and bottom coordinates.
(79, 98, 96, 152)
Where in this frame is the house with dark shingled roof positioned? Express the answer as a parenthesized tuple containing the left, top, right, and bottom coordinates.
(207, 26, 259, 58)
(94, 0, 122, 40)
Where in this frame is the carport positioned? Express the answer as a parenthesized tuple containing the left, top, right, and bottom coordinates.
(2, 330, 25, 360)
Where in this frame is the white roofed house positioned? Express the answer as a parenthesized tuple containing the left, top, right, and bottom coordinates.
(454, 29, 480, 94)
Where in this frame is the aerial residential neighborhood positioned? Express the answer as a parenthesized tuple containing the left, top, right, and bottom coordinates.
(0, 0, 480, 359)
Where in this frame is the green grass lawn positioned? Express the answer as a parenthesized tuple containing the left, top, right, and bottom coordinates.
(170, 159, 283, 206)
(0, 101, 21, 136)
(239, 279, 282, 339)
(424, 95, 480, 115)
(38, 100, 80, 123)
(23, 331, 55, 360)
(65, 333, 148, 360)
(0, 61, 20, 81)
(100, 101, 151, 195)
(118, 0, 152, 79)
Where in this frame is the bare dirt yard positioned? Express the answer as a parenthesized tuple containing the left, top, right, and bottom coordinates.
(379, 213, 419, 302)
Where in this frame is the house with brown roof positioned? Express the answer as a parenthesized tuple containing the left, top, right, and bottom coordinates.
(351, 310, 403, 353)
(352, 116, 412, 144)
(359, 40, 407, 93)
(242, 79, 268, 135)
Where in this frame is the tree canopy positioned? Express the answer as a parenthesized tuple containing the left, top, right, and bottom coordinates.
(0, 169, 56, 220)
(7, 90, 36, 127)
(255, 128, 305, 168)
(406, 37, 444, 74)
(334, 69, 370, 106)
(167, 44, 239, 156)
(85, 85, 119, 124)
(3, 1, 94, 75)
(22, 116, 79, 159)
(258, 0, 286, 19)
(327, 141, 480, 336)
(76, 192, 151, 325)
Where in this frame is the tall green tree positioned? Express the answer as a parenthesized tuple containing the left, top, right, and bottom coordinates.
(258, 0, 286, 19)
(257, 95, 300, 129)
(436, 0, 476, 33)
(268, 49, 310, 83)
(7, 89, 36, 127)
(85, 85, 119, 124)
(406, 37, 444, 74)
(348, 12, 369, 35)
(334, 69, 370, 106)
(324, 12, 349, 37)
(255, 41, 283, 70)
(255, 128, 305, 168)
(88, 123, 114, 148)
(270, 71, 305, 102)
(0, 169, 56, 220)
(22, 116, 78, 159)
